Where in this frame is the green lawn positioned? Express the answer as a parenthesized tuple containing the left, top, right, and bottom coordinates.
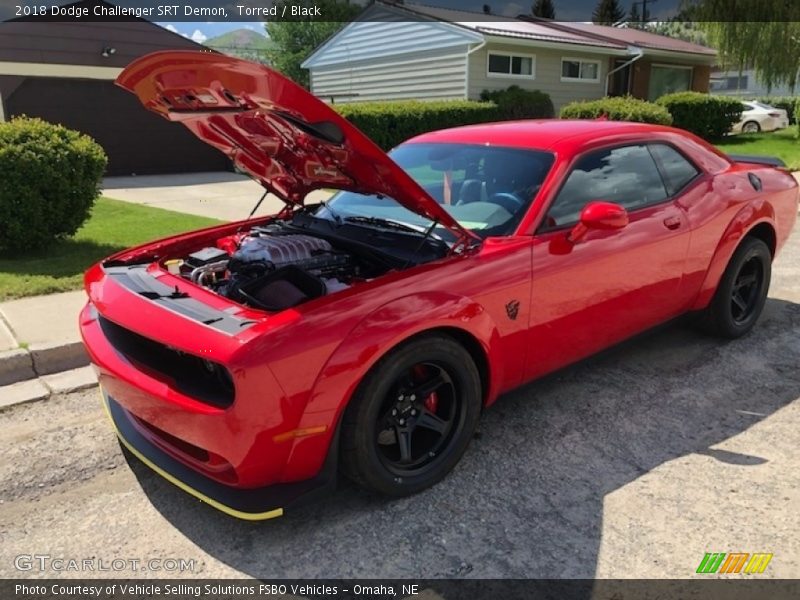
(0, 197, 222, 301)
(714, 127, 800, 169)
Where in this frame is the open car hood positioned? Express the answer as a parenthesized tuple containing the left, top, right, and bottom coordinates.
(116, 51, 476, 240)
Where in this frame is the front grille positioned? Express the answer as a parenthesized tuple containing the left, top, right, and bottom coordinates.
(98, 316, 234, 408)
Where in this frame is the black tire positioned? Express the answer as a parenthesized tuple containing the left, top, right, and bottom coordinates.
(340, 334, 482, 496)
(700, 236, 771, 338)
(742, 121, 761, 133)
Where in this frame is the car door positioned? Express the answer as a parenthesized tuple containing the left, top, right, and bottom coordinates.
(524, 143, 695, 381)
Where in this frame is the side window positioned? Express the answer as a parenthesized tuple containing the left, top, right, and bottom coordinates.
(545, 145, 668, 228)
(649, 144, 700, 196)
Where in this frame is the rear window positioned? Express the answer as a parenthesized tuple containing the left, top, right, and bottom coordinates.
(649, 144, 700, 196)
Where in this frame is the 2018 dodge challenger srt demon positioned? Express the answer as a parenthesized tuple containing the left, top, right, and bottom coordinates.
(80, 51, 798, 520)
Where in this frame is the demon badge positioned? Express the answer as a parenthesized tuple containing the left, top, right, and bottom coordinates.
(505, 300, 520, 321)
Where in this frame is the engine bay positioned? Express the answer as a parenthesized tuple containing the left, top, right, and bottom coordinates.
(164, 221, 395, 312)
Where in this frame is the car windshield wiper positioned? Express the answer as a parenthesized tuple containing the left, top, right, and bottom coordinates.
(344, 215, 432, 236)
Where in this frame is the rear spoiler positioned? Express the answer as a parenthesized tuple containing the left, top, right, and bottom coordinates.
(727, 154, 787, 168)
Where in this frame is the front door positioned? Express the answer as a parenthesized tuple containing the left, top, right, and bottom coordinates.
(524, 143, 695, 380)
(609, 59, 631, 96)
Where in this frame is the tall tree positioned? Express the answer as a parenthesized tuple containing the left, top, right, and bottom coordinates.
(695, 0, 800, 91)
(532, 0, 556, 19)
(592, 0, 626, 24)
(265, 0, 362, 88)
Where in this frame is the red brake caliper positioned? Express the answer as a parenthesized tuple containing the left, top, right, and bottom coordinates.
(412, 364, 438, 413)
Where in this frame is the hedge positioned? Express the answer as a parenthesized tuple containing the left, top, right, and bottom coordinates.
(479, 85, 555, 120)
(656, 92, 742, 140)
(559, 96, 673, 125)
(334, 100, 501, 150)
(0, 117, 107, 253)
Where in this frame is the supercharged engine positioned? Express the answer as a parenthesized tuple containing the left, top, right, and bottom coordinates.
(173, 227, 361, 311)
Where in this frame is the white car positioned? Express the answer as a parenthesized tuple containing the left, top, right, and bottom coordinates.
(732, 101, 790, 133)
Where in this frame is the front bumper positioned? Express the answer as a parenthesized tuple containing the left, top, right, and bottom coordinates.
(102, 389, 337, 520)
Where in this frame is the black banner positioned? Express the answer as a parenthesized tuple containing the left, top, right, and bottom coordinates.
(2, 0, 797, 23)
(3, 579, 800, 600)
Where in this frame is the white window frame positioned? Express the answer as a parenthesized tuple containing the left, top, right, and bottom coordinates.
(486, 51, 536, 80)
(560, 57, 602, 83)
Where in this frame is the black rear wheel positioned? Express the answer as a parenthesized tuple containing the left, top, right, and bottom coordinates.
(700, 236, 771, 338)
(340, 335, 482, 496)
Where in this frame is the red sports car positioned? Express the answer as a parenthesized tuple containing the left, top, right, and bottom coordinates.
(80, 51, 798, 520)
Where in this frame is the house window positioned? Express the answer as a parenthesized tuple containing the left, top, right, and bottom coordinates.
(560, 58, 601, 82)
(648, 64, 693, 100)
(487, 52, 535, 78)
(710, 75, 749, 91)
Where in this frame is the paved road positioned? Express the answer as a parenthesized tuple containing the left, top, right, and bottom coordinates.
(1, 231, 799, 580)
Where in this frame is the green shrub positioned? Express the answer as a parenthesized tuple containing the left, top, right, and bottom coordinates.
(334, 100, 501, 150)
(559, 96, 673, 125)
(0, 117, 107, 253)
(656, 92, 742, 140)
(479, 85, 555, 120)
(754, 96, 799, 123)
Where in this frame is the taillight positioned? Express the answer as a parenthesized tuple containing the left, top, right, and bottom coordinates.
(769, 112, 782, 117)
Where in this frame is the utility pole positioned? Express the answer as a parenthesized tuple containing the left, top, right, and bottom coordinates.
(631, 0, 657, 25)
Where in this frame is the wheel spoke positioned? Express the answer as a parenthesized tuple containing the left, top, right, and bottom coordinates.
(396, 427, 413, 463)
(734, 273, 757, 290)
(416, 409, 448, 434)
(732, 292, 748, 313)
(408, 371, 449, 400)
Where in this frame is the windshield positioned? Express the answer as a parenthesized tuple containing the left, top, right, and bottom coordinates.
(315, 143, 554, 239)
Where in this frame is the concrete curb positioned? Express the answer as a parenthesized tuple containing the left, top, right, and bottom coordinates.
(0, 341, 89, 386)
(0, 349, 36, 386)
(29, 341, 89, 376)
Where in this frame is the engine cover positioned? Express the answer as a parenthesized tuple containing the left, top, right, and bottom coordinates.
(234, 234, 332, 265)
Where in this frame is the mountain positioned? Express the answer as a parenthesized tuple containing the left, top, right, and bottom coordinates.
(205, 29, 273, 64)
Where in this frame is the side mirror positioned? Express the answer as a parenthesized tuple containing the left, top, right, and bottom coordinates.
(568, 201, 629, 243)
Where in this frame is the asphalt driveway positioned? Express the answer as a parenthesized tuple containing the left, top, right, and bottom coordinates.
(1, 229, 798, 580)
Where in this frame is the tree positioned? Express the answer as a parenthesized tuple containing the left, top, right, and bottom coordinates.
(592, 0, 625, 24)
(650, 21, 708, 46)
(532, 0, 556, 19)
(695, 0, 800, 92)
(265, 0, 362, 88)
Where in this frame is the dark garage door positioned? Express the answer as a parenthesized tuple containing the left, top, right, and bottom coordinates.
(6, 77, 231, 176)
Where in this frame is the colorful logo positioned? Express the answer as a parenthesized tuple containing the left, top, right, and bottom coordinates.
(696, 552, 773, 574)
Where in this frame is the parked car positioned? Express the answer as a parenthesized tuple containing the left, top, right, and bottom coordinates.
(732, 101, 790, 133)
(80, 51, 799, 520)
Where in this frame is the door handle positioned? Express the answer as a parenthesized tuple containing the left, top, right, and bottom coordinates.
(663, 216, 682, 230)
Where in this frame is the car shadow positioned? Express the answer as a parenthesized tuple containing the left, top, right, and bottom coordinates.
(126, 297, 800, 579)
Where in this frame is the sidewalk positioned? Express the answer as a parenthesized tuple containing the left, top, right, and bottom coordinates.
(104, 171, 331, 221)
(0, 290, 96, 410)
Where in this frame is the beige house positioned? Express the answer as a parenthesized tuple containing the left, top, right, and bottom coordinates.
(302, 2, 717, 110)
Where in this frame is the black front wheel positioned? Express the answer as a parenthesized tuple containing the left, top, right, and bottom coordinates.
(700, 236, 771, 338)
(340, 335, 482, 496)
